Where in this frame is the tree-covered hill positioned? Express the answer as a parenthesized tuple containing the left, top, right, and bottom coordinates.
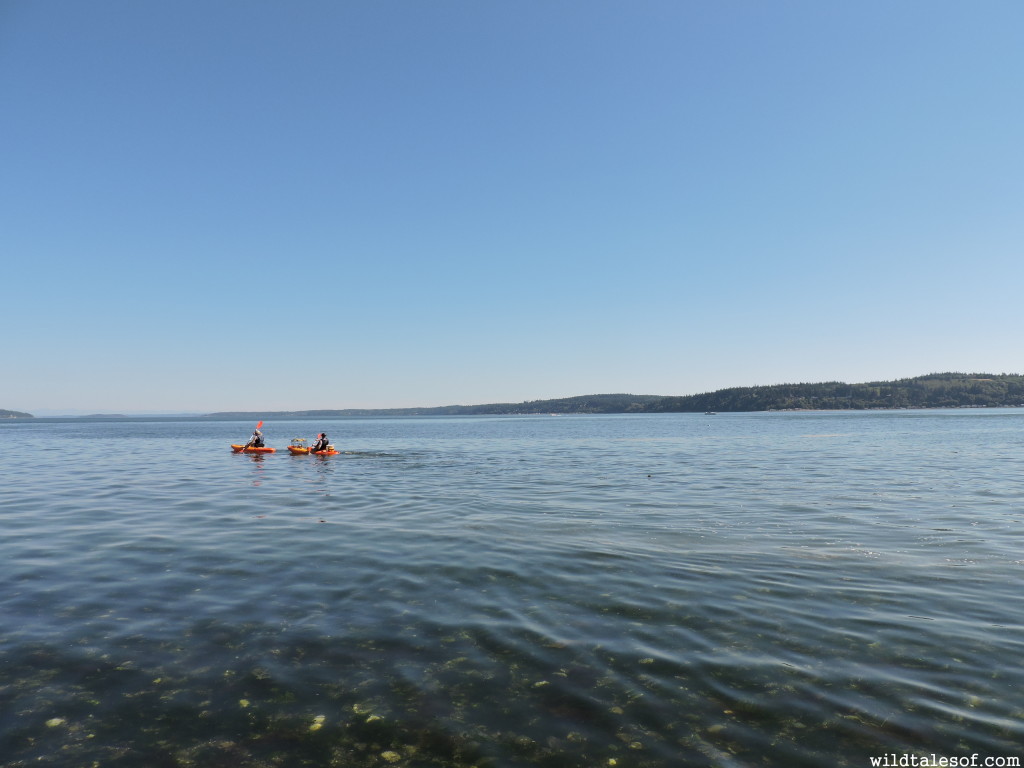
(204, 373, 1024, 419)
(0, 409, 33, 418)
(647, 373, 1024, 412)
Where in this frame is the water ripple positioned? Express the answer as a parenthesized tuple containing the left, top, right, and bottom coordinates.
(1, 413, 1023, 765)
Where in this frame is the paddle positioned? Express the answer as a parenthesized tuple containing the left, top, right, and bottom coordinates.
(245, 421, 264, 448)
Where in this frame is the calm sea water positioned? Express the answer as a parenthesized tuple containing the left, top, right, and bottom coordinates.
(0, 411, 1021, 767)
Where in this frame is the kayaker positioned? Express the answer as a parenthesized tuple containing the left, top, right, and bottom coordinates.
(311, 432, 329, 452)
(245, 429, 265, 448)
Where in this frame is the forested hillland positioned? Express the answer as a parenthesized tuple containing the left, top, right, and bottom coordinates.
(647, 373, 1024, 413)
(0, 409, 33, 418)
(205, 373, 1024, 418)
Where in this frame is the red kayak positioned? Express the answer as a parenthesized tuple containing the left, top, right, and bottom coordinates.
(231, 444, 276, 453)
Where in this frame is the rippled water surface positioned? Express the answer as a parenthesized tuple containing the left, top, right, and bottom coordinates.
(1, 411, 1022, 767)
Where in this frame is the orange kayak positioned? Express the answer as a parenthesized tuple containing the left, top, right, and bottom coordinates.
(231, 444, 276, 453)
(287, 446, 339, 456)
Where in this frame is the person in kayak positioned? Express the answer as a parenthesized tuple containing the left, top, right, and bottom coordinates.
(311, 433, 329, 452)
(245, 429, 265, 448)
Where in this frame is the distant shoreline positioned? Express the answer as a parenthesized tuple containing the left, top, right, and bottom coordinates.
(0, 409, 34, 419)
(10, 372, 1024, 419)
(201, 403, 1024, 420)
(204, 372, 1024, 418)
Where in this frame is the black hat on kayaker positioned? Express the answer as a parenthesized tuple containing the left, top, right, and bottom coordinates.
(319, 432, 326, 437)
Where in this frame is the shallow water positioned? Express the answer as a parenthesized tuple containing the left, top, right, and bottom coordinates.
(1, 411, 1022, 767)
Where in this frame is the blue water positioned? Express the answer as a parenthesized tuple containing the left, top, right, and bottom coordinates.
(1, 411, 1022, 767)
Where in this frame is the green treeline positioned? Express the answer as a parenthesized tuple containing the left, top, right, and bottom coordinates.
(649, 373, 1024, 412)
(205, 373, 1024, 418)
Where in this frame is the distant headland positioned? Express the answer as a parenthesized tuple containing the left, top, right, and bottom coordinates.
(205, 372, 1024, 418)
(0, 409, 33, 419)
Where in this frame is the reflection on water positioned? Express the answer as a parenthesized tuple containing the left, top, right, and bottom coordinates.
(245, 451, 269, 486)
(0, 412, 1022, 766)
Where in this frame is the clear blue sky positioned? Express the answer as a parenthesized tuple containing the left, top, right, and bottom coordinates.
(2, 1, 1022, 414)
